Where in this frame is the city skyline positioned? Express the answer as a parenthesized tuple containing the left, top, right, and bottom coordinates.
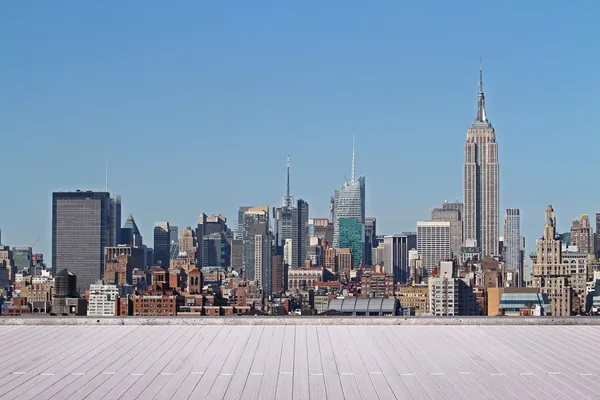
(1, 2, 599, 263)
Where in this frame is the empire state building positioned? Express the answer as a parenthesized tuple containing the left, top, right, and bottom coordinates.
(464, 60, 499, 257)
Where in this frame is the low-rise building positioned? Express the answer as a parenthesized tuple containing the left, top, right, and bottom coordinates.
(288, 267, 323, 291)
(395, 284, 429, 315)
(87, 284, 118, 316)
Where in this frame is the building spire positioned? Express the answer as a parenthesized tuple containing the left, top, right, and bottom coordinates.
(105, 160, 108, 192)
(351, 135, 356, 182)
(476, 57, 487, 122)
(283, 155, 293, 208)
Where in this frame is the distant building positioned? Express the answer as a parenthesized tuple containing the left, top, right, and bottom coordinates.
(103, 245, 144, 286)
(333, 139, 365, 252)
(360, 270, 394, 298)
(310, 218, 334, 245)
(336, 248, 352, 281)
(395, 285, 429, 315)
(463, 61, 499, 258)
(12, 247, 32, 273)
(120, 214, 143, 248)
(109, 195, 122, 246)
(417, 221, 451, 274)
(240, 206, 269, 281)
(531, 206, 571, 316)
(428, 276, 477, 316)
(504, 209, 522, 284)
(288, 267, 323, 291)
(52, 191, 111, 293)
(153, 222, 170, 268)
(570, 214, 595, 255)
(338, 218, 364, 268)
(364, 217, 377, 265)
(87, 284, 118, 316)
(169, 225, 179, 260)
(431, 201, 463, 261)
(52, 269, 86, 315)
(179, 227, 197, 263)
(383, 233, 417, 283)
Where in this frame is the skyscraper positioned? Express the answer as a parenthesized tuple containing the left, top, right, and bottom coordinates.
(333, 137, 366, 263)
(297, 199, 309, 266)
(431, 201, 463, 260)
(364, 217, 377, 265)
(52, 191, 111, 293)
(121, 214, 143, 248)
(153, 222, 170, 267)
(464, 60, 499, 258)
(504, 209, 521, 279)
(416, 221, 451, 274)
(241, 206, 269, 280)
(338, 218, 364, 268)
(383, 233, 417, 283)
(169, 225, 179, 260)
(273, 156, 309, 268)
(570, 214, 595, 255)
(109, 195, 122, 246)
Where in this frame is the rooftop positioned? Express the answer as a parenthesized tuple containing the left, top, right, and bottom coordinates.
(0, 319, 598, 399)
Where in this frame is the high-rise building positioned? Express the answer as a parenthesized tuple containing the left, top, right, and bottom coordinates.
(169, 225, 179, 260)
(297, 199, 309, 267)
(179, 227, 197, 262)
(153, 222, 170, 267)
(596, 213, 600, 257)
(333, 138, 365, 255)
(310, 218, 334, 245)
(254, 233, 274, 294)
(431, 201, 463, 260)
(109, 195, 122, 246)
(383, 233, 417, 283)
(416, 221, 451, 274)
(12, 247, 32, 273)
(197, 213, 229, 267)
(273, 156, 308, 269)
(464, 60, 499, 258)
(364, 217, 377, 265)
(570, 214, 595, 255)
(203, 232, 230, 268)
(504, 209, 521, 284)
(241, 206, 269, 281)
(52, 191, 111, 293)
(338, 217, 364, 269)
(121, 214, 143, 248)
(531, 206, 571, 316)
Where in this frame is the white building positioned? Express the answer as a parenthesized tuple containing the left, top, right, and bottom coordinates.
(87, 284, 118, 317)
(417, 221, 451, 274)
(428, 277, 477, 316)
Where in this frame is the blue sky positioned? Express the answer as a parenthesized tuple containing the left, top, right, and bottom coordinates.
(1, 1, 599, 263)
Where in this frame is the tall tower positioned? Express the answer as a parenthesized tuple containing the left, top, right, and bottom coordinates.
(464, 59, 499, 258)
(52, 191, 111, 293)
(504, 209, 521, 283)
(333, 137, 366, 264)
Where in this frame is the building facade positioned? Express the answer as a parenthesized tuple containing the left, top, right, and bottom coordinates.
(531, 206, 571, 316)
(87, 284, 118, 316)
(383, 233, 417, 283)
(338, 218, 364, 268)
(153, 222, 170, 267)
(431, 201, 463, 261)
(504, 209, 522, 285)
(463, 61, 499, 258)
(52, 191, 111, 293)
(570, 214, 595, 255)
(416, 221, 451, 274)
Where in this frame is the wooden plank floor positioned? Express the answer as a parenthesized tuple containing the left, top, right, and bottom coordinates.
(0, 325, 597, 399)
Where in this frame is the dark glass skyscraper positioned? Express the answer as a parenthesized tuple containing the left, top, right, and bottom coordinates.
(338, 217, 364, 268)
(153, 222, 170, 267)
(52, 191, 111, 293)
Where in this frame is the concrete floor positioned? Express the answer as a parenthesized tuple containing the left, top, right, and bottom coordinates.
(0, 325, 599, 399)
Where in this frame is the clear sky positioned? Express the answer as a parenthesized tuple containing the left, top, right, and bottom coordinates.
(1, 1, 599, 264)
